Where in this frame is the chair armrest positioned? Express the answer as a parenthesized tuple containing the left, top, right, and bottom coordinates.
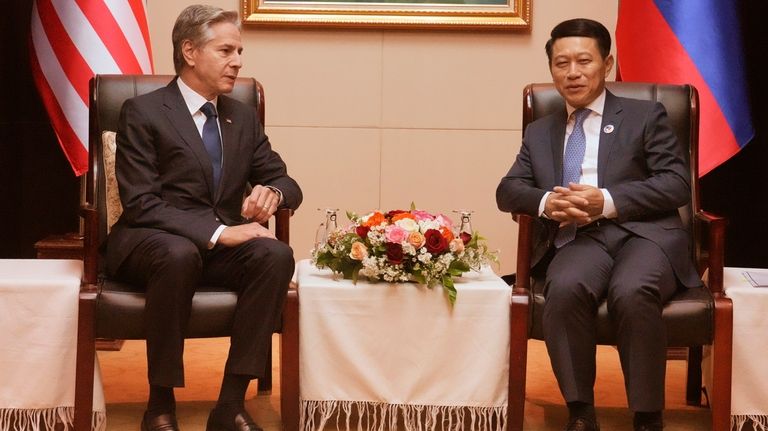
(79, 204, 99, 290)
(275, 208, 293, 245)
(694, 210, 727, 296)
(514, 213, 534, 294)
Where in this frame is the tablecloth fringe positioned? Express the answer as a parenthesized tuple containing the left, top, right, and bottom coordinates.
(732, 415, 768, 431)
(0, 407, 106, 431)
(300, 400, 507, 431)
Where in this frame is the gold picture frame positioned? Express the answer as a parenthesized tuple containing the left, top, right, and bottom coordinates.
(242, 0, 531, 30)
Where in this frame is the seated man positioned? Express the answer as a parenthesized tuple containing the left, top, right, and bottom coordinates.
(496, 18, 699, 431)
(106, 5, 302, 431)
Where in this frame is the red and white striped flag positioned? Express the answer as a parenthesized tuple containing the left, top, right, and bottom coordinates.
(30, 0, 154, 176)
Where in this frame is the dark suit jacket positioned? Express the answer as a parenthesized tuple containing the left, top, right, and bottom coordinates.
(106, 78, 302, 273)
(496, 90, 700, 287)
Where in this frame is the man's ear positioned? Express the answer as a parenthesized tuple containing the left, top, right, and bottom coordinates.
(181, 40, 196, 68)
(604, 54, 615, 77)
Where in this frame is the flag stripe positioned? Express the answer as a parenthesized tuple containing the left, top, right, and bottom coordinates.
(76, 0, 143, 74)
(105, 0, 152, 73)
(616, 0, 753, 176)
(35, 0, 93, 105)
(50, 0, 122, 75)
(125, 0, 154, 71)
(29, 39, 89, 176)
(30, 3, 90, 148)
(652, 0, 753, 148)
(30, 0, 153, 176)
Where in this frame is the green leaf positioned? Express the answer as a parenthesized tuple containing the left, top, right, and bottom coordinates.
(410, 202, 417, 211)
(442, 276, 457, 305)
(412, 272, 427, 285)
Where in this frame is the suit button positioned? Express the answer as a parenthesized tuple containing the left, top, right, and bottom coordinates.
(215, 217, 221, 222)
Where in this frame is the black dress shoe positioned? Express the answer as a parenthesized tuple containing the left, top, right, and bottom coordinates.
(565, 417, 600, 431)
(141, 412, 179, 431)
(206, 406, 263, 431)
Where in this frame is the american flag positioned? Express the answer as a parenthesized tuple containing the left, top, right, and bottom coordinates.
(29, 0, 154, 176)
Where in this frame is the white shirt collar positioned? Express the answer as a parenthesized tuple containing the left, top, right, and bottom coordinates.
(566, 88, 607, 119)
(177, 77, 218, 116)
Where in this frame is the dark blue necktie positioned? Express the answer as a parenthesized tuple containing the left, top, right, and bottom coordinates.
(554, 108, 590, 248)
(200, 102, 222, 189)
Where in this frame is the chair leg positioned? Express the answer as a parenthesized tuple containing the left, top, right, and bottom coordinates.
(257, 349, 273, 394)
(711, 297, 733, 431)
(508, 293, 530, 431)
(280, 288, 300, 431)
(686, 345, 703, 406)
(74, 292, 98, 431)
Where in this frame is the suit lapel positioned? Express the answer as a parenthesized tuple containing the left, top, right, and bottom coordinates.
(162, 80, 217, 199)
(597, 91, 625, 187)
(550, 111, 567, 187)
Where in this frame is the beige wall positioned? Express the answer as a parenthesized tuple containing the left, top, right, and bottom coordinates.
(146, 1, 618, 275)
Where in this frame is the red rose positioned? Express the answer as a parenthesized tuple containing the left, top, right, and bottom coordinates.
(460, 231, 472, 245)
(386, 242, 404, 264)
(386, 209, 407, 219)
(356, 225, 371, 238)
(424, 229, 448, 254)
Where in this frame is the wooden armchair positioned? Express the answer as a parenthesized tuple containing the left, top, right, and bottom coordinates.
(73, 75, 300, 431)
(506, 82, 732, 431)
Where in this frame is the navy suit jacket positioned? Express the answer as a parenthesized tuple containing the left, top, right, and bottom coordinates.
(496, 90, 700, 287)
(106, 78, 302, 273)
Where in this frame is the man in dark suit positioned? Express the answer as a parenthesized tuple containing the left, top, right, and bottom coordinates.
(106, 5, 302, 431)
(496, 18, 700, 431)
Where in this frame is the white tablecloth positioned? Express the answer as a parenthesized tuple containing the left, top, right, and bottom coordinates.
(704, 267, 768, 431)
(297, 259, 510, 431)
(0, 259, 105, 431)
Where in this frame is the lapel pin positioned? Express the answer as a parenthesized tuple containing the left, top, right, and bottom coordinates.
(225, 118, 232, 124)
(603, 124, 614, 134)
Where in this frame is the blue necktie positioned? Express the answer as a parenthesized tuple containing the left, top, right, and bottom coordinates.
(554, 108, 590, 248)
(200, 102, 222, 189)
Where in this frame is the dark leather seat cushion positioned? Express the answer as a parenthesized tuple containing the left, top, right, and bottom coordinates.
(528, 277, 713, 346)
(95, 280, 238, 339)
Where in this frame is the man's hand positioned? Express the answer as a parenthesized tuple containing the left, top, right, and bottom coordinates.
(546, 183, 604, 226)
(218, 222, 276, 247)
(241, 185, 278, 223)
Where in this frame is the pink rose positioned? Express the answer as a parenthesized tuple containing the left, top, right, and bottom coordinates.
(449, 238, 465, 253)
(385, 225, 408, 244)
(410, 210, 435, 222)
(434, 213, 453, 229)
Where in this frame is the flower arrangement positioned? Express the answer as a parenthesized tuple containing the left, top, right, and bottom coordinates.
(311, 205, 497, 304)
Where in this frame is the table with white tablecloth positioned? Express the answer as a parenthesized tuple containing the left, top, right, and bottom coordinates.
(704, 267, 768, 431)
(297, 259, 510, 431)
(0, 259, 105, 431)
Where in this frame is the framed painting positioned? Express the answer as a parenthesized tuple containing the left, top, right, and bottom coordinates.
(241, 0, 531, 30)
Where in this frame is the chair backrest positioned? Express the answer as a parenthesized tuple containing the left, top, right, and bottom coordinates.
(85, 74, 265, 251)
(522, 82, 700, 251)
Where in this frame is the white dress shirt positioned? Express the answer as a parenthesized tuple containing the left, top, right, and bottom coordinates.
(538, 89, 617, 220)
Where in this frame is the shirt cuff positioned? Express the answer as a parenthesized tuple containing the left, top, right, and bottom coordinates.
(600, 188, 617, 219)
(538, 192, 551, 218)
(265, 186, 284, 205)
(207, 224, 227, 249)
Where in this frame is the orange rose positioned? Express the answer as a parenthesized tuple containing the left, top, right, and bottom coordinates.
(407, 231, 426, 249)
(349, 241, 368, 260)
(440, 226, 455, 243)
(391, 212, 416, 223)
(362, 211, 386, 227)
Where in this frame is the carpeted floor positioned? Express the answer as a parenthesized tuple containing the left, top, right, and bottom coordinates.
(98, 336, 711, 430)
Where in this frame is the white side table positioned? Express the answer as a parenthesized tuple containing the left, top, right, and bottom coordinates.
(0, 259, 105, 431)
(705, 267, 768, 431)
